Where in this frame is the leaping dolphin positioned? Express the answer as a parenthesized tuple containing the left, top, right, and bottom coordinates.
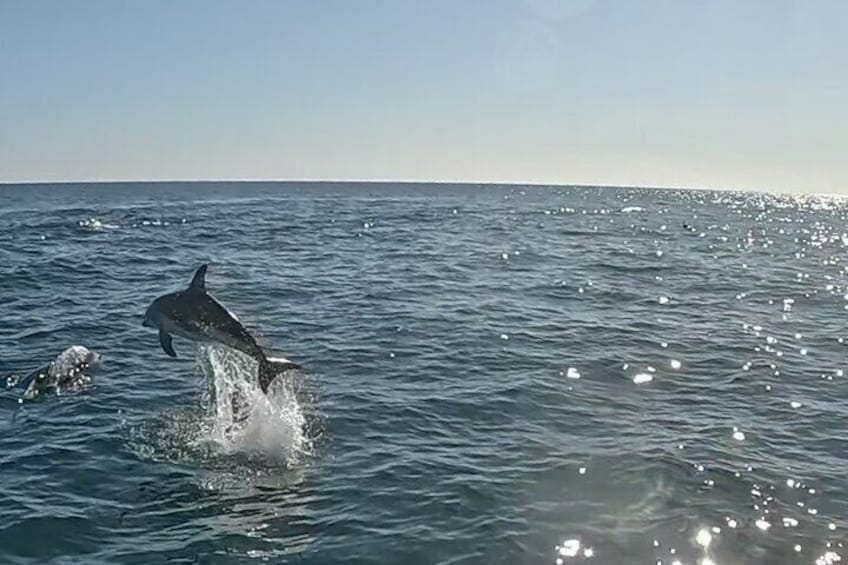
(142, 264, 300, 393)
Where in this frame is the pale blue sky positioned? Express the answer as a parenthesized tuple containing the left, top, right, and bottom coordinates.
(1, 1, 846, 192)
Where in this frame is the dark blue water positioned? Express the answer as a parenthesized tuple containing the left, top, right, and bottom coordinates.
(1, 182, 847, 565)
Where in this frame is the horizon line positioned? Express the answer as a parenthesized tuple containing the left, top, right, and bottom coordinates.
(0, 177, 841, 197)
(0, 176, 783, 192)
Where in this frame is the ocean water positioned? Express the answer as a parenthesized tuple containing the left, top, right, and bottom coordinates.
(1, 182, 847, 565)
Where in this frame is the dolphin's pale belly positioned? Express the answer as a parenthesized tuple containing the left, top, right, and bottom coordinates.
(163, 317, 260, 360)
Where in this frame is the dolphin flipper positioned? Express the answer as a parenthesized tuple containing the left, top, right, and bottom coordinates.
(159, 330, 177, 357)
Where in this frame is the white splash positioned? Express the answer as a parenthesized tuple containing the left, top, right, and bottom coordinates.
(695, 528, 712, 548)
(78, 217, 119, 231)
(557, 539, 581, 557)
(816, 551, 841, 565)
(196, 345, 310, 464)
(633, 373, 653, 384)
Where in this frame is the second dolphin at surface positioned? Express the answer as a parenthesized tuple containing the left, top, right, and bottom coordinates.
(8, 345, 101, 400)
(142, 264, 300, 393)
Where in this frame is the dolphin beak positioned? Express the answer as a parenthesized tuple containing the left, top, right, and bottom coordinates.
(142, 318, 151, 328)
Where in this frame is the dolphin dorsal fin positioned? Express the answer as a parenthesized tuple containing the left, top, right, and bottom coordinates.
(189, 264, 208, 293)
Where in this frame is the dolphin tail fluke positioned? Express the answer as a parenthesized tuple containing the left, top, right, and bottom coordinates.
(257, 356, 302, 394)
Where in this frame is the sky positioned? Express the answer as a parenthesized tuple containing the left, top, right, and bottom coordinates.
(1, 0, 847, 192)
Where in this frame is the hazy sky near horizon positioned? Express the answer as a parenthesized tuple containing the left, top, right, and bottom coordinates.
(1, 0, 846, 192)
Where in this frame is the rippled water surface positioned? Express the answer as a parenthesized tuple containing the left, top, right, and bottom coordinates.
(1, 182, 847, 564)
